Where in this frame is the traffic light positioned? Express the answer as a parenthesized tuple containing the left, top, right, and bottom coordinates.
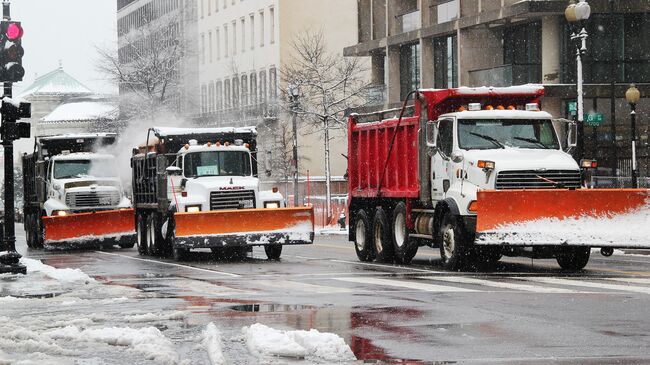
(0, 21, 24, 82)
(1, 100, 31, 140)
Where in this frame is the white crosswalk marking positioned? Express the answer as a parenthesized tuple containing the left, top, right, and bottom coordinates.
(605, 278, 650, 285)
(254, 280, 357, 294)
(420, 276, 587, 294)
(170, 279, 253, 296)
(334, 277, 477, 292)
(521, 277, 650, 295)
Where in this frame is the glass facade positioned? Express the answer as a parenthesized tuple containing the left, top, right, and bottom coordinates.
(503, 21, 542, 84)
(400, 43, 420, 100)
(434, 34, 457, 88)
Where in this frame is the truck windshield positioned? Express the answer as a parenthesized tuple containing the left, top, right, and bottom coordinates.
(184, 151, 251, 177)
(53, 159, 117, 179)
(458, 119, 559, 150)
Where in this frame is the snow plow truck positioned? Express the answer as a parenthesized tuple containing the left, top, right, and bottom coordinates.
(131, 127, 314, 261)
(22, 134, 135, 249)
(347, 86, 650, 270)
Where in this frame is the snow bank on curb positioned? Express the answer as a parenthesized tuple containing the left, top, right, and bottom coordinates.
(46, 326, 179, 364)
(20, 258, 94, 283)
(202, 323, 226, 365)
(124, 311, 186, 323)
(243, 323, 355, 362)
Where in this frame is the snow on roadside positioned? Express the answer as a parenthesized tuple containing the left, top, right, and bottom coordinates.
(124, 311, 186, 323)
(20, 258, 94, 283)
(202, 323, 226, 365)
(243, 323, 355, 362)
(46, 326, 179, 364)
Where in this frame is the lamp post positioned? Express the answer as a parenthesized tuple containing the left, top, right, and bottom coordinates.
(565, 0, 591, 161)
(626, 84, 641, 188)
(287, 84, 301, 207)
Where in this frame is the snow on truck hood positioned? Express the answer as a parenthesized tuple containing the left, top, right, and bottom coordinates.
(462, 148, 579, 171)
(185, 176, 259, 191)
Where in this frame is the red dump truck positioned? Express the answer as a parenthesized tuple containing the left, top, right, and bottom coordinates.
(347, 86, 650, 270)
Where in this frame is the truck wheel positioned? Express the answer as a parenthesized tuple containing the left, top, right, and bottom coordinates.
(151, 213, 167, 257)
(25, 214, 34, 248)
(33, 213, 45, 249)
(556, 247, 590, 270)
(392, 202, 418, 264)
(353, 210, 375, 262)
(372, 207, 394, 263)
(136, 214, 148, 255)
(438, 211, 471, 271)
(264, 245, 282, 260)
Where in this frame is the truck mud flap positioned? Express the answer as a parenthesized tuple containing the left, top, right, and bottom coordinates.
(43, 209, 136, 246)
(475, 189, 650, 247)
(174, 207, 314, 248)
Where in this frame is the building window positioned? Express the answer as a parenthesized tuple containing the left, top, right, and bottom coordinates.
(260, 9, 264, 47)
(233, 77, 240, 108)
(224, 80, 231, 108)
(399, 43, 420, 100)
(200, 0, 204, 18)
(201, 85, 207, 114)
(259, 70, 267, 102)
(216, 28, 221, 59)
(435, 0, 458, 24)
(269, 67, 277, 100)
(215, 0, 219, 12)
(200, 33, 205, 64)
(504, 21, 541, 84)
(250, 72, 257, 104)
(241, 18, 246, 53)
(434, 34, 457, 88)
(207, 0, 211, 15)
(232, 20, 237, 54)
(208, 82, 215, 112)
(241, 74, 248, 105)
(269, 7, 275, 44)
(561, 13, 650, 83)
(250, 13, 255, 50)
(216, 81, 223, 110)
(224, 24, 229, 57)
(208, 31, 213, 63)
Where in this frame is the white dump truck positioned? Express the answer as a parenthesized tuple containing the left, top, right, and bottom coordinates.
(131, 127, 314, 260)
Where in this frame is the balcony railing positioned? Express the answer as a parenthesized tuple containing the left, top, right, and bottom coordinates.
(468, 64, 541, 87)
(364, 84, 387, 106)
(397, 10, 421, 34)
(194, 102, 280, 127)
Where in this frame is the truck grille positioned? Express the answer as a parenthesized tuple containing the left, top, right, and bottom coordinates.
(496, 170, 582, 190)
(65, 191, 121, 208)
(210, 190, 256, 210)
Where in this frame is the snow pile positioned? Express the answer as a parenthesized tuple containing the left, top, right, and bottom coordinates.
(243, 323, 355, 362)
(20, 258, 94, 283)
(47, 326, 179, 364)
(124, 311, 186, 323)
(202, 323, 226, 365)
(477, 202, 650, 246)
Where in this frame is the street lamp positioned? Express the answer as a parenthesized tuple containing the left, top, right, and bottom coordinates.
(287, 84, 301, 207)
(565, 0, 591, 161)
(626, 83, 641, 188)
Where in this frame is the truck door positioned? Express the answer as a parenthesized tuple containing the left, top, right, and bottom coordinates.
(431, 118, 454, 201)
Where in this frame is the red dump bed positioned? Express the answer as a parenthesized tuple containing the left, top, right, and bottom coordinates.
(347, 86, 545, 200)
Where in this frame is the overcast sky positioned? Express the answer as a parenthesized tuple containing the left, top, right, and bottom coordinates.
(12, 0, 118, 95)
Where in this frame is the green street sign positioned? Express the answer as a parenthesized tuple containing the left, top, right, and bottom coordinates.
(584, 112, 604, 127)
(568, 101, 577, 116)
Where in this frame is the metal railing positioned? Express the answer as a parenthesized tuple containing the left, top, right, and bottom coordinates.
(590, 176, 650, 189)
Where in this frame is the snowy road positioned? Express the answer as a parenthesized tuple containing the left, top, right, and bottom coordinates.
(3, 226, 650, 364)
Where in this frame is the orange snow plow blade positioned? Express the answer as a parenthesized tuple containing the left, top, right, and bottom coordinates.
(174, 207, 314, 245)
(475, 189, 650, 247)
(43, 209, 136, 245)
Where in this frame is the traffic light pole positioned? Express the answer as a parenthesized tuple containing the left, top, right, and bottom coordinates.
(0, 0, 25, 274)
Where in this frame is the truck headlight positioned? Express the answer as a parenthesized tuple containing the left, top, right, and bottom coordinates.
(185, 205, 201, 213)
(52, 210, 69, 217)
(264, 201, 280, 209)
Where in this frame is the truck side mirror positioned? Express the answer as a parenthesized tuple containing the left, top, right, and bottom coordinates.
(166, 166, 182, 176)
(265, 151, 273, 177)
(426, 120, 438, 148)
(567, 123, 577, 149)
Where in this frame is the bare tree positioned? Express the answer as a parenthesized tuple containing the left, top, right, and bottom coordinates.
(281, 30, 369, 220)
(96, 10, 190, 120)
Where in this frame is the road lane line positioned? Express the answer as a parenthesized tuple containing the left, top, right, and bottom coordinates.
(254, 280, 358, 294)
(329, 259, 445, 273)
(169, 278, 253, 296)
(606, 278, 650, 285)
(420, 276, 588, 294)
(94, 251, 241, 277)
(521, 277, 650, 295)
(334, 277, 477, 292)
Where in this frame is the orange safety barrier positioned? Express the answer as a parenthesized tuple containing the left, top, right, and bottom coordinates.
(44, 209, 135, 243)
(174, 207, 314, 237)
(476, 189, 649, 232)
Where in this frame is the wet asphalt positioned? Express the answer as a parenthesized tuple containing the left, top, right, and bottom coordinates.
(8, 226, 650, 364)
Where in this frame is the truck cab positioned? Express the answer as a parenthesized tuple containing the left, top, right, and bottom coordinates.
(167, 140, 284, 213)
(428, 106, 582, 217)
(44, 152, 131, 216)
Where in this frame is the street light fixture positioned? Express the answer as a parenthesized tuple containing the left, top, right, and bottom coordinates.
(625, 83, 641, 188)
(287, 83, 301, 207)
(565, 0, 591, 161)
